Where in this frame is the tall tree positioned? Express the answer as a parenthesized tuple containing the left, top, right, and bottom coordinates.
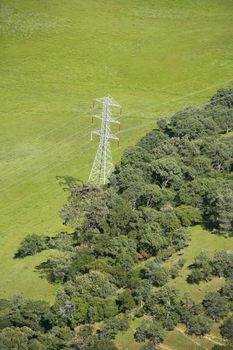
(216, 189, 233, 235)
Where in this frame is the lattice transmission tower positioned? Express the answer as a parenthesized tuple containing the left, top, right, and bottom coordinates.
(88, 95, 122, 186)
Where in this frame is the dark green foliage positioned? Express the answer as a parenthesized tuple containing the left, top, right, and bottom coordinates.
(186, 315, 212, 336)
(74, 271, 117, 298)
(216, 189, 233, 235)
(169, 106, 217, 139)
(131, 280, 152, 306)
(201, 138, 233, 172)
(180, 293, 204, 326)
(187, 250, 233, 284)
(44, 326, 74, 349)
(105, 194, 133, 235)
(36, 253, 74, 283)
(61, 183, 111, 233)
(209, 88, 233, 109)
(220, 316, 233, 343)
(139, 342, 155, 350)
(99, 316, 129, 340)
(220, 279, 233, 308)
(150, 157, 183, 189)
(212, 346, 233, 350)
(15, 234, 47, 258)
(175, 205, 202, 227)
(74, 324, 118, 350)
(203, 292, 229, 321)
(48, 232, 74, 252)
(117, 289, 136, 312)
(142, 260, 169, 287)
(212, 251, 233, 278)
(134, 320, 165, 347)
(3, 297, 55, 332)
(187, 251, 212, 284)
(90, 339, 119, 350)
(0, 327, 44, 350)
(145, 286, 181, 331)
(138, 129, 169, 152)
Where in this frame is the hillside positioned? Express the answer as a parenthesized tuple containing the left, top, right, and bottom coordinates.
(0, 0, 233, 302)
(0, 89, 232, 349)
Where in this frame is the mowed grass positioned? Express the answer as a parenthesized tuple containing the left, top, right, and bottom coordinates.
(115, 226, 233, 350)
(0, 0, 233, 302)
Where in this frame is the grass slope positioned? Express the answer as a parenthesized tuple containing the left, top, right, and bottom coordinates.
(115, 226, 233, 350)
(0, 0, 233, 302)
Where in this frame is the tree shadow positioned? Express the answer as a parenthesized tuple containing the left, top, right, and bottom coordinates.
(56, 175, 83, 192)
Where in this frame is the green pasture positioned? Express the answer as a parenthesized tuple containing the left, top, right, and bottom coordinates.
(0, 0, 233, 304)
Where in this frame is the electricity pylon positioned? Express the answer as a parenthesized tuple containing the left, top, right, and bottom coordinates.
(88, 95, 121, 186)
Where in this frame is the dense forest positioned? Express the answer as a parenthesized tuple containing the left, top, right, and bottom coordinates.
(1, 88, 233, 350)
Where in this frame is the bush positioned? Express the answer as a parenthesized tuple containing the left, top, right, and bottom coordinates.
(186, 315, 212, 336)
(220, 316, 233, 343)
(15, 234, 47, 258)
(175, 205, 202, 226)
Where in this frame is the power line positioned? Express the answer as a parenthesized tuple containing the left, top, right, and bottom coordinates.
(0, 121, 155, 220)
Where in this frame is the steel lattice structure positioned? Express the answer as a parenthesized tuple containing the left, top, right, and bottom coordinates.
(88, 95, 121, 186)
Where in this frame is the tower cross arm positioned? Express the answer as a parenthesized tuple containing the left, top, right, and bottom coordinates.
(107, 133, 119, 141)
(91, 130, 119, 140)
(93, 115, 120, 124)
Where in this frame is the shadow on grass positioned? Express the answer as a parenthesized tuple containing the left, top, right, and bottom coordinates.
(56, 175, 83, 192)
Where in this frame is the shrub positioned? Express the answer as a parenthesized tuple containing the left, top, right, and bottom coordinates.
(15, 234, 47, 258)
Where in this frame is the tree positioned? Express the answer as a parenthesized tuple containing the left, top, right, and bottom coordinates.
(0, 327, 45, 350)
(186, 315, 212, 336)
(151, 158, 183, 189)
(212, 251, 233, 278)
(201, 139, 232, 172)
(216, 189, 233, 235)
(75, 271, 117, 298)
(180, 293, 204, 325)
(142, 260, 169, 287)
(187, 269, 205, 284)
(48, 232, 74, 252)
(45, 326, 74, 349)
(36, 253, 73, 283)
(8, 299, 55, 332)
(132, 280, 152, 307)
(15, 234, 47, 258)
(205, 104, 233, 134)
(158, 204, 181, 232)
(117, 289, 136, 312)
(187, 251, 212, 284)
(220, 316, 233, 343)
(134, 320, 165, 347)
(138, 129, 169, 153)
(169, 106, 216, 139)
(209, 88, 233, 109)
(91, 339, 119, 350)
(211, 346, 233, 350)
(145, 286, 180, 329)
(61, 183, 111, 233)
(106, 194, 132, 235)
(203, 292, 228, 321)
(99, 317, 129, 340)
(175, 205, 202, 227)
(220, 279, 233, 306)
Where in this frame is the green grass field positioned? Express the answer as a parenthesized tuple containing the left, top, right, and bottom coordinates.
(0, 0, 233, 304)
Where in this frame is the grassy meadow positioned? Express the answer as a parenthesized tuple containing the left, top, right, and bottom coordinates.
(0, 0, 233, 306)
